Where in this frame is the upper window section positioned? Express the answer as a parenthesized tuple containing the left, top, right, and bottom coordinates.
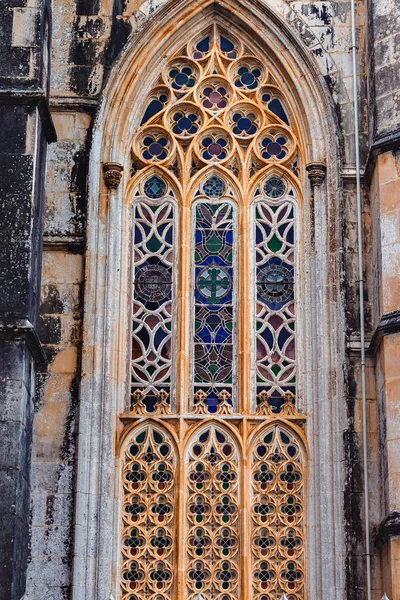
(129, 25, 302, 416)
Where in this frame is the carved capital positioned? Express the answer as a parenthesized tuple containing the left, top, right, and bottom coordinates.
(306, 162, 327, 187)
(130, 389, 147, 415)
(103, 162, 124, 190)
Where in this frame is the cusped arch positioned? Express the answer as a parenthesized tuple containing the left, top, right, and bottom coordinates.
(249, 421, 307, 600)
(184, 422, 241, 600)
(94, 0, 339, 174)
(120, 422, 178, 600)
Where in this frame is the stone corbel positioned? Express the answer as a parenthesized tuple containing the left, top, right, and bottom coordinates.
(103, 162, 124, 190)
(306, 161, 327, 188)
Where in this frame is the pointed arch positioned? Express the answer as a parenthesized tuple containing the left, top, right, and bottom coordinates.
(74, 3, 347, 600)
(120, 423, 178, 600)
(184, 422, 241, 600)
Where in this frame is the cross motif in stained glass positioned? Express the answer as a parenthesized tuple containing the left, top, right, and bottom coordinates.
(196, 264, 232, 303)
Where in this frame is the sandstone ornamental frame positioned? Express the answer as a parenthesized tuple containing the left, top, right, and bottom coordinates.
(73, 1, 347, 599)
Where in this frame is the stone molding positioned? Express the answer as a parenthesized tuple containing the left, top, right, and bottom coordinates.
(0, 90, 57, 143)
(0, 318, 46, 366)
(103, 162, 124, 190)
(374, 511, 400, 549)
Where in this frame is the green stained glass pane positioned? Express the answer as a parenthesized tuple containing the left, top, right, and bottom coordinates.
(147, 234, 162, 252)
(271, 364, 281, 376)
(267, 235, 282, 252)
(206, 231, 223, 253)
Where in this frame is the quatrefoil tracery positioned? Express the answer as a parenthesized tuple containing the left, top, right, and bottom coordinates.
(131, 25, 301, 186)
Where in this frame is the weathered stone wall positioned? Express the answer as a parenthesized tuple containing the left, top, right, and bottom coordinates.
(0, 0, 54, 598)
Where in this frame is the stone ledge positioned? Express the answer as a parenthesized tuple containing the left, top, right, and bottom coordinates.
(0, 318, 46, 367)
(0, 89, 57, 143)
(374, 511, 400, 549)
(369, 309, 400, 355)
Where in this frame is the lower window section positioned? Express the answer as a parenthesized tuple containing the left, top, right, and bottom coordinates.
(120, 423, 305, 600)
(186, 426, 240, 600)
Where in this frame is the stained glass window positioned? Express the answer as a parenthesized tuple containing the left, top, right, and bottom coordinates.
(131, 193, 176, 412)
(186, 426, 239, 600)
(192, 198, 236, 413)
(121, 425, 176, 600)
(253, 192, 296, 413)
(251, 426, 305, 600)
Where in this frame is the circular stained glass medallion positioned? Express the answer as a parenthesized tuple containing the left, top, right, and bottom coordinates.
(263, 177, 286, 199)
(135, 265, 171, 302)
(257, 264, 293, 304)
(144, 176, 167, 199)
(196, 264, 232, 303)
(203, 176, 226, 198)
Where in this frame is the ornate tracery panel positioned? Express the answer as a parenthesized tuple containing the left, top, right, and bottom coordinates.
(251, 425, 305, 600)
(120, 425, 177, 600)
(186, 426, 240, 600)
(131, 187, 177, 413)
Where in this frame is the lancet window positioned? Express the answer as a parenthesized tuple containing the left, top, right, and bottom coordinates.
(128, 25, 301, 416)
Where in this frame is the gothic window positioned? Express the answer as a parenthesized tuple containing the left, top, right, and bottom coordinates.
(192, 197, 237, 413)
(121, 425, 176, 600)
(123, 23, 306, 600)
(186, 426, 240, 600)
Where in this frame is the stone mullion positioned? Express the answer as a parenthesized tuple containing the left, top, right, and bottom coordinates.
(177, 201, 191, 413)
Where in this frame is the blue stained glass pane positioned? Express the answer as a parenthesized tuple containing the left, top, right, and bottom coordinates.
(268, 98, 289, 124)
(197, 36, 210, 52)
(192, 201, 236, 411)
(220, 36, 235, 53)
(141, 99, 164, 125)
(203, 175, 226, 198)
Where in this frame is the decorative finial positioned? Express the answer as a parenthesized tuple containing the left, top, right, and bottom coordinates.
(130, 389, 147, 415)
(306, 162, 327, 187)
(256, 390, 273, 415)
(280, 390, 297, 416)
(155, 389, 171, 415)
(217, 389, 233, 415)
(193, 390, 208, 415)
(103, 162, 124, 189)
